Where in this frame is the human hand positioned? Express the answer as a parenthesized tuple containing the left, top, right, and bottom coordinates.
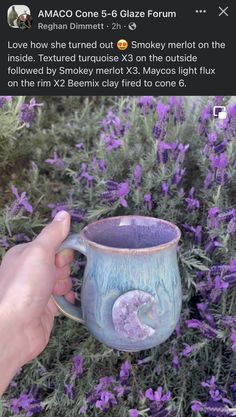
(0, 211, 74, 395)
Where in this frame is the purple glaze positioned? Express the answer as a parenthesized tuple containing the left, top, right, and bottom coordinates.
(82, 216, 180, 249)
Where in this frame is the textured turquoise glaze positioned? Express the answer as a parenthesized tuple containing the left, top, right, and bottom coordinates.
(53, 215, 182, 352)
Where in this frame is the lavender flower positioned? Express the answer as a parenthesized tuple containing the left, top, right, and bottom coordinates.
(180, 344, 193, 357)
(156, 101, 170, 122)
(133, 165, 142, 187)
(119, 361, 131, 381)
(130, 409, 139, 417)
(186, 319, 218, 339)
(145, 387, 171, 402)
(78, 163, 94, 187)
(0, 236, 10, 249)
(168, 96, 185, 124)
(9, 392, 43, 416)
(230, 331, 236, 351)
(19, 98, 43, 128)
(210, 153, 229, 185)
(102, 180, 129, 207)
(204, 170, 214, 189)
(137, 96, 155, 113)
(152, 122, 163, 140)
(157, 141, 172, 164)
(75, 143, 84, 150)
(198, 106, 212, 136)
(172, 355, 180, 370)
(185, 187, 200, 212)
(144, 194, 153, 210)
(161, 182, 169, 197)
(227, 218, 236, 234)
(101, 109, 129, 137)
(101, 133, 122, 151)
(72, 354, 83, 378)
(64, 383, 74, 399)
(205, 238, 222, 256)
(95, 391, 117, 411)
(176, 143, 189, 164)
(10, 185, 33, 215)
(45, 151, 65, 169)
(172, 168, 185, 185)
(0, 96, 12, 108)
(207, 207, 220, 229)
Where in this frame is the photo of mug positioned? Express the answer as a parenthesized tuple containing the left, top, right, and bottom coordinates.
(52, 215, 182, 352)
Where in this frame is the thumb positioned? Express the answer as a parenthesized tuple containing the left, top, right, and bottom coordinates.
(35, 211, 71, 251)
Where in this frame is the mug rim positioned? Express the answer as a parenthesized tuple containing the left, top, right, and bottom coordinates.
(80, 215, 181, 253)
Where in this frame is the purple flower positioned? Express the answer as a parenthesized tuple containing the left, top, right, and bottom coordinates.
(156, 101, 170, 121)
(0, 236, 10, 249)
(172, 168, 185, 185)
(152, 122, 163, 140)
(227, 218, 236, 234)
(143, 194, 153, 210)
(101, 109, 129, 137)
(78, 163, 94, 187)
(137, 96, 155, 113)
(19, 98, 43, 128)
(181, 344, 193, 357)
(130, 409, 139, 417)
(72, 354, 83, 378)
(75, 143, 84, 150)
(191, 400, 204, 411)
(95, 391, 117, 411)
(186, 319, 218, 339)
(207, 207, 220, 229)
(64, 383, 74, 399)
(79, 405, 88, 414)
(197, 303, 215, 326)
(230, 331, 236, 351)
(0, 96, 12, 108)
(185, 187, 200, 212)
(98, 159, 106, 171)
(145, 387, 171, 402)
(119, 361, 131, 381)
(9, 392, 43, 416)
(133, 165, 142, 187)
(210, 153, 228, 169)
(204, 170, 214, 190)
(10, 185, 33, 215)
(102, 134, 122, 151)
(157, 141, 172, 164)
(102, 180, 129, 208)
(172, 355, 180, 370)
(45, 151, 65, 169)
(198, 106, 212, 136)
(176, 143, 189, 164)
(161, 182, 169, 197)
(205, 238, 223, 255)
(168, 96, 185, 124)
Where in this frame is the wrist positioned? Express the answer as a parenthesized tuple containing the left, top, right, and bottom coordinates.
(0, 304, 22, 396)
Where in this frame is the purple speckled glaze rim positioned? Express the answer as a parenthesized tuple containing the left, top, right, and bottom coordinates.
(80, 215, 181, 254)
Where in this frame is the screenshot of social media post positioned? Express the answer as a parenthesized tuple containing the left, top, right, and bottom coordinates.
(0, 1, 236, 417)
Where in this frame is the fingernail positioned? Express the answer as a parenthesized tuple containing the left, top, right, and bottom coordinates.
(53, 211, 68, 222)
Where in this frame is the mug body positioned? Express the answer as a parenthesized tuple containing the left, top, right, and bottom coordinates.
(80, 216, 181, 351)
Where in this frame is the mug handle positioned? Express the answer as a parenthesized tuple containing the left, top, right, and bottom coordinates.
(51, 233, 87, 324)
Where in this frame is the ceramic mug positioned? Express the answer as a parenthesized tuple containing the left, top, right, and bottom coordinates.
(52, 215, 182, 352)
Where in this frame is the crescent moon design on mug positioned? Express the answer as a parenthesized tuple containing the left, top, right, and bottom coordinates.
(112, 290, 157, 340)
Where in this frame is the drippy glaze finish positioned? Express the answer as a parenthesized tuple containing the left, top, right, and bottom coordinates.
(53, 215, 182, 352)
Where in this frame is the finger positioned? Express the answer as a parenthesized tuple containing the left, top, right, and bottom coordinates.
(65, 291, 75, 304)
(35, 211, 71, 252)
(55, 249, 74, 268)
(55, 264, 71, 280)
(53, 276, 73, 296)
